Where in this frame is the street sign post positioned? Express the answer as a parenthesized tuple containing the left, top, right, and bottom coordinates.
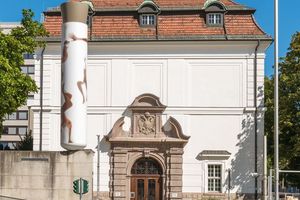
(73, 178, 89, 200)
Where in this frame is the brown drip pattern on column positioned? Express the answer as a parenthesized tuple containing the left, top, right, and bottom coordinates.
(61, 33, 87, 64)
(77, 58, 87, 103)
(61, 33, 88, 143)
(61, 40, 70, 63)
(70, 34, 88, 43)
(61, 88, 73, 143)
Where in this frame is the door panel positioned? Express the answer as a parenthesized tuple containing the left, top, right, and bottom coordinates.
(148, 179, 156, 200)
(131, 157, 163, 200)
(131, 177, 161, 200)
(137, 179, 145, 200)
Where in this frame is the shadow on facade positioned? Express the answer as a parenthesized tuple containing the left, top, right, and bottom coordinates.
(230, 84, 264, 197)
(230, 114, 255, 194)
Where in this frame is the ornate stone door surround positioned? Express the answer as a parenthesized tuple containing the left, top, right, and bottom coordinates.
(105, 94, 190, 200)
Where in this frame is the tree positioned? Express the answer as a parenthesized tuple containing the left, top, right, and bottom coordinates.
(0, 9, 48, 135)
(265, 32, 300, 187)
(16, 131, 33, 150)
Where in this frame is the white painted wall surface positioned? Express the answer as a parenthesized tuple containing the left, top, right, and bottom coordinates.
(31, 41, 268, 194)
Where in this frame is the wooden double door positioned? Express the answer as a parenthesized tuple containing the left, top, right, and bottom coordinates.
(131, 176, 162, 200)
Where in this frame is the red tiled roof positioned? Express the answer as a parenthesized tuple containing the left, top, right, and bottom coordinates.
(70, 0, 238, 8)
(44, 0, 268, 40)
(225, 12, 264, 35)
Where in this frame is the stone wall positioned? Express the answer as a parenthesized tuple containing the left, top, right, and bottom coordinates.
(181, 192, 257, 200)
(93, 192, 256, 200)
(0, 150, 94, 200)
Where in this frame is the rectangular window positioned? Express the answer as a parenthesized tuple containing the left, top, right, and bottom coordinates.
(7, 127, 17, 135)
(5, 111, 28, 120)
(208, 164, 222, 192)
(140, 15, 156, 26)
(21, 65, 35, 74)
(207, 13, 223, 26)
(0, 142, 17, 150)
(27, 65, 35, 74)
(21, 66, 28, 74)
(3, 127, 9, 134)
(18, 111, 28, 120)
(18, 127, 28, 135)
(23, 53, 34, 59)
(8, 112, 17, 120)
(2, 126, 28, 135)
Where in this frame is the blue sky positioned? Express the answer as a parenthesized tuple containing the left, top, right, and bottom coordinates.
(0, 0, 299, 76)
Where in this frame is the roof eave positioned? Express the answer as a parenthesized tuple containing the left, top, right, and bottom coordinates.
(39, 34, 273, 43)
(43, 6, 256, 15)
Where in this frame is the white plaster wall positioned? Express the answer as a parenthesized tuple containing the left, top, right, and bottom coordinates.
(31, 41, 268, 194)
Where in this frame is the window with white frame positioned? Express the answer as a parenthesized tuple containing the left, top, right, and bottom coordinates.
(208, 164, 222, 192)
(140, 14, 156, 26)
(3, 126, 28, 135)
(207, 13, 223, 26)
(21, 65, 35, 74)
(23, 53, 34, 59)
(5, 111, 28, 120)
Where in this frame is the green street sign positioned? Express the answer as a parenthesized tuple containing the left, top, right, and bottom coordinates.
(82, 179, 89, 194)
(73, 178, 89, 196)
(73, 179, 80, 194)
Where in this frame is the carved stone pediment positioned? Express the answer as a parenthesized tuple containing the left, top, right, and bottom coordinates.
(129, 93, 166, 109)
(106, 94, 190, 144)
(137, 112, 155, 135)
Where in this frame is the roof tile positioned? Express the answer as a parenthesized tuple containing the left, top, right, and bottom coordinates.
(43, 0, 267, 40)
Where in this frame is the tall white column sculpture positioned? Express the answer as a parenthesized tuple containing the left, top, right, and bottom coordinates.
(60, 2, 89, 150)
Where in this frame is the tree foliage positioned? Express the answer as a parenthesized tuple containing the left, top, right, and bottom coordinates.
(0, 10, 48, 135)
(265, 32, 300, 186)
(16, 131, 33, 150)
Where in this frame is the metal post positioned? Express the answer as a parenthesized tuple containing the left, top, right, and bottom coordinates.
(264, 135, 268, 200)
(228, 169, 231, 200)
(97, 135, 100, 199)
(39, 47, 45, 151)
(274, 0, 279, 199)
(279, 170, 300, 173)
(268, 169, 273, 200)
(80, 177, 83, 200)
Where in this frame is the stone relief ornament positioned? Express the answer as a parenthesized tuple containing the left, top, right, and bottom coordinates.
(138, 112, 155, 135)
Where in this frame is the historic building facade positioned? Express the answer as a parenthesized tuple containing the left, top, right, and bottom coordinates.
(106, 94, 190, 199)
(31, 0, 272, 199)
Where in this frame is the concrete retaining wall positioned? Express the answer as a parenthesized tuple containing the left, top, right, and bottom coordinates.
(0, 150, 94, 200)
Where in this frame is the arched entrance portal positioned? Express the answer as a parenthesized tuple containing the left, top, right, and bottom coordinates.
(106, 94, 190, 199)
(130, 157, 162, 200)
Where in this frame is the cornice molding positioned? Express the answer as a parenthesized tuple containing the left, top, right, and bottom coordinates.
(30, 106, 264, 115)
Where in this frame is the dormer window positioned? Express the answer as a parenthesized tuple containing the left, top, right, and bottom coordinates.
(204, 0, 226, 27)
(140, 14, 156, 26)
(137, 0, 159, 27)
(207, 13, 222, 25)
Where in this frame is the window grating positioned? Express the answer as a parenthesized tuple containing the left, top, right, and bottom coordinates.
(131, 158, 162, 175)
